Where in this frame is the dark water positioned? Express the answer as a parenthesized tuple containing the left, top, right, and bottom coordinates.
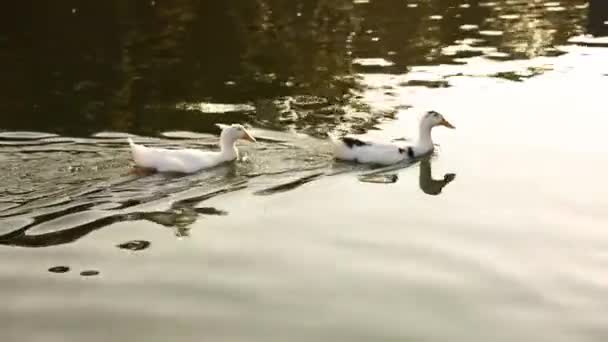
(2, 1, 608, 341)
(1, 0, 601, 136)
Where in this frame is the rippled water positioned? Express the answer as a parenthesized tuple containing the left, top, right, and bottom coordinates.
(2, 1, 608, 341)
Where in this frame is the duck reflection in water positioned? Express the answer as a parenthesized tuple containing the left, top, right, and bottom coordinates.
(0, 186, 237, 248)
(418, 157, 455, 195)
(358, 156, 455, 195)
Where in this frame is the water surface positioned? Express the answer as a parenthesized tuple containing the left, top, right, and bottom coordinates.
(1, 1, 608, 341)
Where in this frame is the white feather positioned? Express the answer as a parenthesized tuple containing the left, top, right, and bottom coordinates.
(329, 111, 455, 165)
(127, 124, 255, 173)
(331, 138, 407, 165)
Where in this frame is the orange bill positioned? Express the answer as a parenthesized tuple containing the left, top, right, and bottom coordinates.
(242, 129, 257, 142)
(441, 118, 455, 129)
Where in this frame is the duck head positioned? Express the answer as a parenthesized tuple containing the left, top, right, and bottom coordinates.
(414, 111, 455, 155)
(422, 111, 455, 129)
(216, 123, 256, 143)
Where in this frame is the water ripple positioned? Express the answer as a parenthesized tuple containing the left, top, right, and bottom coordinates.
(0, 134, 339, 247)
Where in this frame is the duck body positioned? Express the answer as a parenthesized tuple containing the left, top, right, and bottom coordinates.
(128, 141, 235, 173)
(128, 124, 256, 174)
(330, 111, 455, 165)
(331, 137, 417, 165)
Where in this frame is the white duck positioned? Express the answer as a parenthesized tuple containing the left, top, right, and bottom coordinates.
(128, 123, 256, 174)
(330, 111, 455, 165)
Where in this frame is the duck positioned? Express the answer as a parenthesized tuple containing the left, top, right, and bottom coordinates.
(128, 123, 256, 174)
(330, 111, 455, 165)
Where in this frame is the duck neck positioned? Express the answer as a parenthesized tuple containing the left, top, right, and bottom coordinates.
(219, 135, 238, 161)
(415, 122, 434, 155)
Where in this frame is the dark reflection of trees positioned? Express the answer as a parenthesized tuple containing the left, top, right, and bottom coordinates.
(353, 0, 588, 67)
(588, 0, 608, 36)
(231, 0, 357, 100)
(0, 0, 356, 136)
(352, 0, 492, 69)
(0, 0, 590, 136)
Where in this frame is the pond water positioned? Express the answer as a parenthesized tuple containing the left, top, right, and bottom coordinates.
(1, 1, 608, 341)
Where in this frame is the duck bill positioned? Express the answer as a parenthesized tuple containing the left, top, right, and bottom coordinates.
(440, 119, 455, 129)
(242, 130, 257, 142)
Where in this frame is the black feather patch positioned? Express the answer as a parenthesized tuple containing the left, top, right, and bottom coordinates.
(341, 137, 370, 148)
(399, 147, 416, 158)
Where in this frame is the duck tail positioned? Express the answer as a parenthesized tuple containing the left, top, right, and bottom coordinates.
(127, 137, 143, 166)
(327, 132, 339, 143)
(326, 132, 343, 158)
